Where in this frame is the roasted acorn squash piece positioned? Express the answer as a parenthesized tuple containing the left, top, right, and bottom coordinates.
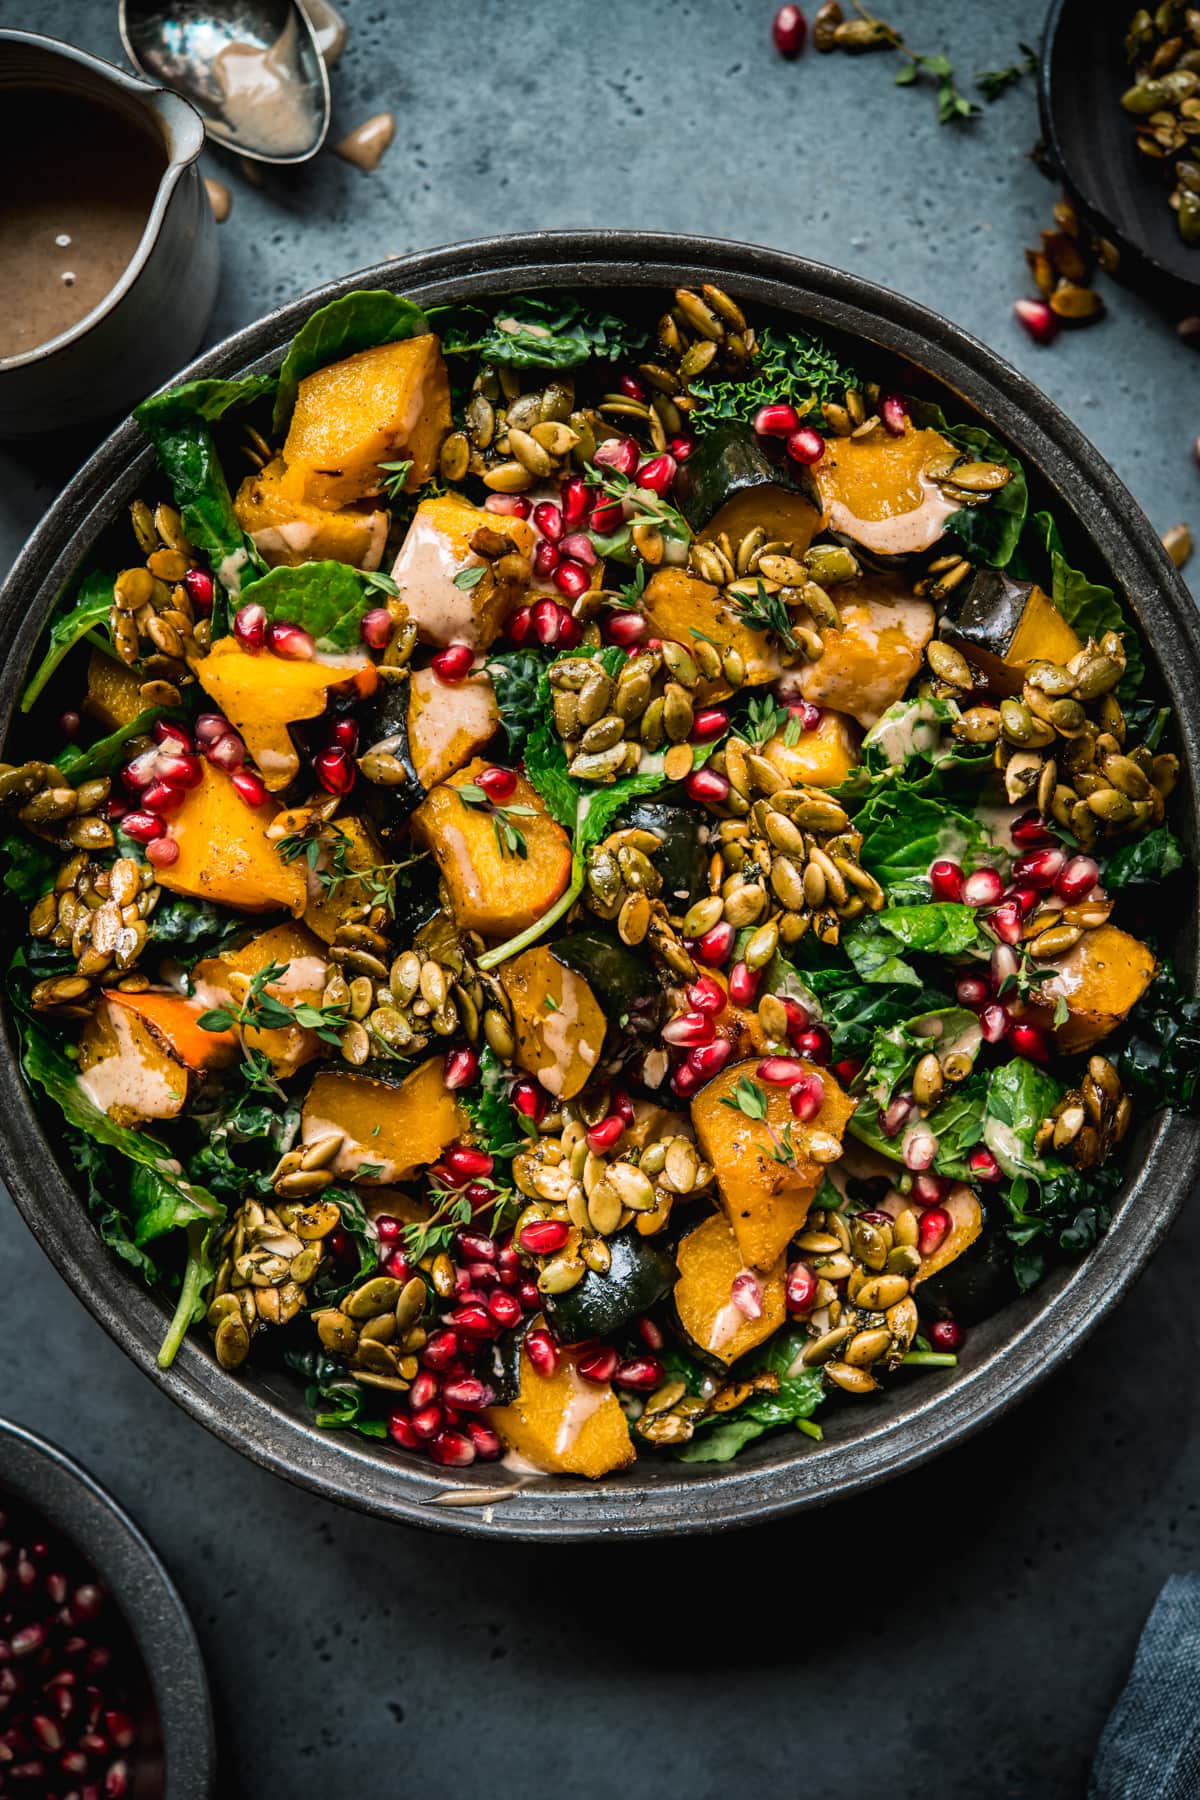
(234, 457, 388, 571)
(156, 764, 307, 915)
(811, 423, 962, 557)
(785, 575, 935, 727)
(641, 567, 781, 702)
(407, 665, 499, 789)
(942, 569, 1084, 697)
(196, 636, 376, 792)
(389, 494, 535, 651)
(194, 920, 328, 1080)
(282, 333, 451, 508)
(691, 1058, 856, 1269)
(288, 813, 386, 945)
(674, 1212, 787, 1365)
(413, 758, 572, 939)
(543, 1231, 677, 1344)
(762, 708, 860, 789)
(84, 648, 145, 731)
(78, 989, 236, 1127)
(675, 425, 815, 539)
(499, 947, 607, 1101)
(301, 1057, 468, 1183)
(1025, 924, 1156, 1052)
(486, 1334, 635, 1477)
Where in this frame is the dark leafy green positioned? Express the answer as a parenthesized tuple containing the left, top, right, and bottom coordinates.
(58, 707, 176, 782)
(135, 374, 275, 429)
(688, 326, 859, 429)
(460, 1046, 524, 1162)
(1, 829, 57, 905)
(844, 904, 984, 986)
(982, 1057, 1062, 1179)
(1103, 826, 1183, 890)
(149, 895, 245, 967)
(676, 1330, 826, 1463)
(910, 403, 1028, 568)
(1003, 1164, 1123, 1290)
(852, 783, 992, 901)
(1015, 510, 1145, 691)
(485, 649, 546, 760)
(851, 1071, 987, 1180)
(1118, 964, 1200, 1114)
(20, 571, 113, 712)
(272, 289, 429, 434)
(285, 1350, 388, 1439)
(234, 559, 374, 653)
(440, 292, 638, 370)
(135, 411, 260, 632)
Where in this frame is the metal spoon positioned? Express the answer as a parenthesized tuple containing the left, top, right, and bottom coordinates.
(119, 0, 331, 165)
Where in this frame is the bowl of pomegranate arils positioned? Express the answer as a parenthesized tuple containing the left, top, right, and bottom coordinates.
(0, 1417, 213, 1796)
(1, 233, 1198, 1538)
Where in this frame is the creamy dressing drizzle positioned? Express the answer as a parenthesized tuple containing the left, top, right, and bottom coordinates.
(390, 514, 487, 646)
(217, 546, 251, 597)
(77, 1003, 179, 1121)
(553, 1365, 609, 1456)
(303, 1112, 398, 1183)
(706, 1270, 761, 1356)
(212, 12, 319, 159)
(409, 669, 497, 786)
(862, 696, 953, 767)
(536, 973, 598, 1098)
(826, 478, 960, 558)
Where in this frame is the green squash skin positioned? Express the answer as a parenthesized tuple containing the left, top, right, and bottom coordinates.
(355, 672, 426, 838)
(942, 568, 1033, 661)
(919, 1225, 1018, 1325)
(674, 424, 803, 531)
(552, 931, 650, 1019)
(611, 800, 708, 909)
(543, 1231, 677, 1344)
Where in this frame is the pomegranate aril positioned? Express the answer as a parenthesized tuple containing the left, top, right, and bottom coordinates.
(753, 401, 800, 437)
(904, 1126, 938, 1172)
(511, 1077, 547, 1122)
(421, 1329, 459, 1369)
(636, 452, 677, 496)
(1010, 1022, 1050, 1062)
(519, 1219, 570, 1255)
(772, 2, 807, 53)
(553, 558, 590, 599)
(559, 531, 597, 566)
(918, 1206, 951, 1257)
(1007, 885, 1041, 918)
(604, 609, 646, 647)
(880, 393, 909, 436)
(691, 706, 730, 740)
(662, 1010, 715, 1047)
(441, 1377, 492, 1411)
(980, 1002, 1011, 1044)
(140, 779, 185, 815)
(231, 768, 268, 807)
(614, 1357, 665, 1390)
(484, 493, 532, 518)
(507, 604, 533, 645)
(989, 900, 1024, 945)
(153, 719, 192, 751)
(929, 859, 964, 902)
(233, 602, 266, 649)
(486, 1289, 522, 1328)
(686, 767, 730, 805)
(526, 1330, 559, 1378)
(383, 1250, 411, 1281)
(561, 475, 592, 525)
(589, 494, 625, 534)
(518, 1279, 540, 1309)
(727, 961, 759, 1007)
(1055, 855, 1099, 901)
(1013, 847, 1066, 888)
(1011, 810, 1056, 848)
(881, 1094, 915, 1139)
(731, 1271, 764, 1319)
(637, 1316, 665, 1351)
(155, 752, 202, 789)
(929, 1318, 965, 1353)
(693, 921, 735, 967)
(786, 426, 825, 465)
(687, 974, 727, 1015)
(586, 1114, 625, 1153)
(593, 435, 640, 475)
(266, 621, 315, 660)
(686, 1039, 733, 1080)
(1014, 296, 1058, 345)
(969, 1147, 1003, 1183)
(145, 834, 179, 868)
(9, 1626, 45, 1658)
(360, 606, 392, 649)
(577, 1345, 619, 1383)
(532, 500, 564, 541)
(793, 1025, 831, 1065)
(789, 1075, 825, 1122)
(409, 1371, 439, 1411)
(183, 566, 214, 610)
(832, 1055, 863, 1086)
(956, 975, 990, 1009)
(757, 1055, 806, 1086)
(194, 712, 229, 748)
(410, 1404, 444, 1440)
(617, 372, 647, 402)
(532, 538, 560, 578)
(314, 747, 355, 795)
(118, 810, 164, 844)
(443, 1045, 479, 1090)
(670, 432, 696, 460)
(963, 867, 1004, 907)
(388, 1411, 420, 1447)
(432, 642, 474, 682)
(206, 731, 245, 772)
(785, 1261, 817, 1313)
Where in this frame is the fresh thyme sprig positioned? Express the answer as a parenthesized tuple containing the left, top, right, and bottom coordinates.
(719, 1075, 804, 1170)
(839, 2, 978, 126)
(976, 44, 1037, 103)
(458, 784, 540, 860)
(275, 823, 427, 912)
(378, 459, 413, 500)
(730, 580, 801, 655)
(743, 691, 803, 749)
(197, 960, 347, 1048)
(403, 1174, 519, 1262)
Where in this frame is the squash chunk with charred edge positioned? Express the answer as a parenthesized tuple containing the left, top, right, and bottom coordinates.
(196, 637, 376, 792)
(811, 423, 962, 557)
(389, 494, 535, 651)
(763, 709, 860, 789)
(789, 576, 935, 727)
(641, 568, 781, 702)
(408, 665, 499, 789)
(413, 759, 572, 939)
(499, 947, 606, 1101)
(282, 334, 451, 508)
(194, 921, 328, 1081)
(84, 648, 144, 731)
(942, 569, 1084, 697)
(1025, 924, 1156, 1053)
(301, 1058, 468, 1184)
(294, 814, 386, 944)
(879, 1184, 982, 1284)
(486, 1335, 635, 1477)
(698, 483, 821, 555)
(78, 990, 236, 1127)
(691, 1058, 856, 1269)
(234, 457, 388, 571)
(156, 763, 307, 914)
(674, 1212, 787, 1365)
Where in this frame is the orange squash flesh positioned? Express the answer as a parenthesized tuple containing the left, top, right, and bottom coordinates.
(77, 996, 194, 1128)
(156, 763, 307, 915)
(674, 1212, 787, 1365)
(641, 568, 781, 703)
(296, 814, 386, 945)
(103, 988, 238, 1073)
(762, 708, 860, 789)
(193, 921, 329, 1080)
(388, 494, 536, 651)
(407, 666, 499, 789)
(84, 649, 145, 732)
(301, 1057, 468, 1183)
(196, 637, 375, 792)
(790, 575, 936, 728)
(234, 457, 389, 571)
(413, 758, 572, 939)
(811, 424, 961, 556)
(486, 1336, 635, 1477)
(282, 334, 451, 508)
(698, 484, 821, 553)
(499, 948, 607, 1101)
(1025, 924, 1157, 1053)
(691, 1058, 856, 1269)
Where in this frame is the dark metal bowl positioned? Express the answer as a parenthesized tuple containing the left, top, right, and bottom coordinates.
(0, 1418, 214, 1796)
(3, 231, 1198, 1540)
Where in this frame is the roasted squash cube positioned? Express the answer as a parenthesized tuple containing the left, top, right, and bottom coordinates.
(293, 813, 386, 944)
(413, 759, 572, 939)
(674, 1211, 787, 1365)
(407, 665, 499, 789)
(156, 763, 307, 915)
(193, 920, 328, 1080)
(196, 636, 375, 792)
(500, 948, 607, 1101)
(943, 569, 1084, 697)
(762, 708, 860, 789)
(811, 422, 962, 557)
(282, 333, 451, 508)
(84, 649, 145, 731)
(486, 1335, 635, 1477)
(234, 457, 388, 571)
(389, 494, 535, 651)
(641, 567, 781, 702)
(301, 1058, 468, 1183)
(1026, 924, 1156, 1052)
(698, 483, 821, 554)
(788, 575, 935, 727)
(78, 989, 236, 1127)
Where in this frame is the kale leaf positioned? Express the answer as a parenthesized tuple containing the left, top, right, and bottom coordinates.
(688, 326, 859, 429)
(440, 292, 639, 369)
(1118, 964, 1200, 1114)
(234, 559, 376, 652)
(485, 649, 546, 760)
(1103, 826, 1184, 890)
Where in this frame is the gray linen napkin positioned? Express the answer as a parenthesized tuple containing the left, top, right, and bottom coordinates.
(1090, 1574, 1200, 1798)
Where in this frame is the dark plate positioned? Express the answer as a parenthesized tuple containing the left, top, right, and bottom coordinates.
(0, 1418, 214, 1796)
(2, 231, 1199, 1540)
(1040, 0, 1200, 310)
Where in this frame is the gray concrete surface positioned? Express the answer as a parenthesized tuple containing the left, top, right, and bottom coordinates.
(1, 2, 1198, 1795)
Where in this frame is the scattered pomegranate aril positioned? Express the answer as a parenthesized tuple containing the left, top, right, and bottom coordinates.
(313, 747, 355, 795)
(154, 752, 202, 789)
(232, 602, 266, 649)
(1055, 854, 1100, 901)
(637, 1316, 665, 1351)
(532, 538, 560, 578)
(929, 859, 964, 902)
(693, 920, 736, 966)
(918, 1206, 951, 1257)
(561, 475, 592, 525)
(880, 1094, 915, 1138)
(1011, 810, 1056, 848)
(145, 835, 179, 869)
(792, 1025, 831, 1064)
(519, 1219, 570, 1255)
(780, 997, 812, 1041)
(880, 393, 909, 436)
(506, 604, 533, 645)
(476, 764, 518, 804)
(553, 558, 590, 599)
(139, 780, 185, 815)
(662, 1010, 716, 1047)
(559, 531, 597, 566)
(691, 706, 730, 741)
(726, 962, 759, 1008)
(757, 1055, 807, 1086)
(409, 1371, 439, 1411)
(383, 1250, 411, 1282)
(1006, 885, 1041, 918)
(446, 1304, 495, 1339)
(904, 1127, 939, 1172)
(979, 1002, 1011, 1044)
(686, 1038, 733, 1080)
(153, 718, 192, 751)
(593, 436, 640, 475)
(123, 748, 160, 790)
(119, 811, 165, 844)
(687, 973, 727, 1015)
(589, 494, 625, 533)
(486, 1289, 522, 1329)
(431, 642, 474, 682)
(517, 1278, 541, 1309)
(388, 1411, 419, 1448)
(577, 1345, 619, 1383)
(785, 1261, 817, 1312)
(532, 500, 564, 541)
(484, 493, 532, 518)
(955, 975, 990, 1010)
(409, 1404, 444, 1441)
(963, 866, 1004, 908)
(988, 900, 1024, 945)
(789, 1074, 826, 1122)
(969, 1147, 1003, 1183)
(929, 1318, 965, 1353)
(617, 372, 647, 402)
(772, 2, 807, 54)
(614, 1357, 665, 1390)
(1013, 847, 1067, 889)
(586, 1114, 625, 1153)
(441, 1377, 492, 1411)
(266, 621, 315, 660)
(360, 606, 392, 649)
(183, 566, 214, 610)
(670, 433, 696, 460)
(443, 1046, 479, 1091)
(467, 1422, 503, 1460)
(731, 1271, 764, 1319)
(421, 1329, 459, 1369)
(686, 767, 730, 805)
(1010, 1022, 1050, 1062)
(636, 452, 677, 496)
(604, 609, 646, 647)
(511, 1077, 547, 1122)
(911, 1171, 948, 1207)
(444, 1145, 494, 1182)
(786, 425, 825, 465)
(206, 730, 245, 772)
(832, 1055, 863, 1086)
(1014, 296, 1058, 345)
(753, 401, 800, 438)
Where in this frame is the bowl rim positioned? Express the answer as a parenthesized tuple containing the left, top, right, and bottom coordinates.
(2, 228, 1199, 1541)
(0, 1416, 214, 1795)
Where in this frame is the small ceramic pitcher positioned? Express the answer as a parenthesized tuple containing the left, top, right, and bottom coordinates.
(0, 30, 218, 437)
